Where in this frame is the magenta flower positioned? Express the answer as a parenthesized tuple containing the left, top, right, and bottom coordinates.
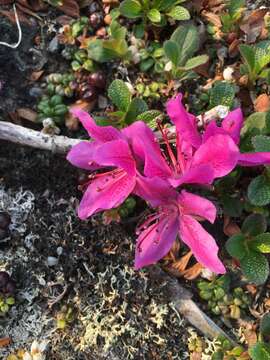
(134, 176, 225, 274)
(133, 94, 240, 187)
(67, 109, 137, 219)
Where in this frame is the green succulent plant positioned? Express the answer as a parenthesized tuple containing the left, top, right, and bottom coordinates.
(240, 40, 270, 85)
(118, 0, 190, 31)
(101, 79, 161, 128)
(163, 24, 209, 81)
(226, 213, 270, 285)
(37, 95, 68, 124)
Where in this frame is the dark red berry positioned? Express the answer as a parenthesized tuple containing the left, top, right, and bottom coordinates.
(88, 72, 106, 89)
(3, 279, 16, 294)
(89, 13, 103, 29)
(78, 173, 89, 185)
(0, 212, 11, 230)
(0, 271, 10, 288)
(82, 86, 97, 101)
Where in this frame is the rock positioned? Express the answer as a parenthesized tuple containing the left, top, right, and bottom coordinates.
(48, 36, 59, 54)
(47, 256, 58, 267)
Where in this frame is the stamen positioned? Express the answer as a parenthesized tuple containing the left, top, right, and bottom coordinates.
(157, 123, 178, 172)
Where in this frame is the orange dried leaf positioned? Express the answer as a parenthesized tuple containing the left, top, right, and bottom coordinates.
(182, 263, 203, 280)
(254, 94, 270, 112)
(0, 337, 11, 347)
(17, 108, 38, 122)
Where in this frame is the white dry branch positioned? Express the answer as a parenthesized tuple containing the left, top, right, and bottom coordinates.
(0, 4, 22, 49)
(0, 105, 228, 153)
(0, 121, 80, 153)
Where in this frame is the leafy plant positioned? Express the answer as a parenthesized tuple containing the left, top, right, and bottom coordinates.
(163, 24, 209, 80)
(249, 313, 270, 360)
(240, 40, 270, 85)
(88, 21, 130, 63)
(119, 0, 190, 30)
(138, 41, 165, 73)
(197, 276, 250, 319)
(209, 81, 236, 109)
(226, 214, 270, 285)
(106, 79, 161, 128)
(37, 95, 68, 124)
(220, 0, 245, 34)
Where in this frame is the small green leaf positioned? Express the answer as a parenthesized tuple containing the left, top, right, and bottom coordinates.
(140, 58, 155, 72)
(183, 55, 209, 70)
(170, 24, 199, 66)
(137, 110, 161, 129)
(241, 112, 267, 135)
(248, 175, 270, 206)
(147, 9, 161, 23)
(163, 40, 180, 66)
(249, 342, 270, 360)
(251, 233, 270, 253)
(209, 81, 236, 109)
(166, 6, 190, 21)
(240, 251, 269, 285)
(125, 98, 148, 124)
(222, 196, 243, 217)
(260, 313, 270, 336)
(119, 0, 142, 18)
(239, 44, 256, 75)
(241, 213, 267, 236)
(252, 135, 270, 152)
(108, 80, 131, 112)
(255, 40, 270, 73)
(226, 234, 247, 260)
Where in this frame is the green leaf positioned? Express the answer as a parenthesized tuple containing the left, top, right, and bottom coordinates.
(170, 24, 199, 66)
(125, 98, 148, 124)
(183, 55, 209, 70)
(241, 112, 267, 135)
(242, 213, 267, 236)
(137, 110, 161, 129)
(240, 251, 269, 285)
(108, 80, 131, 112)
(147, 9, 161, 23)
(166, 6, 190, 21)
(226, 234, 247, 260)
(163, 40, 180, 66)
(249, 342, 270, 360)
(88, 39, 128, 62)
(251, 233, 270, 253)
(239, 44, 256, 76)
(119, 0, 142, 18)
(248, 175, 270, 206)
(133, 22, 145, 39)
(109, 20, 127, 40)
(252, 135, 270, 152)
(140, 58, 155, 72)
(222, 195, 243, 217)
(209, 81, 236, 109)
(260, 313, 270, 336)
(255, 40, 270, 73)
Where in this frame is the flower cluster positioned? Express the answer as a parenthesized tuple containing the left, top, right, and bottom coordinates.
(67, 93, 270, 274)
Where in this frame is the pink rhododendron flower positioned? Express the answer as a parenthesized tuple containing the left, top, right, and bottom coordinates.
(67, 109, 137, 219)
(134, 176, 225, 274)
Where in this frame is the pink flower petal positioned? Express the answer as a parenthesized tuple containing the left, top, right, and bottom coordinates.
(66, 141, 100, 170)
(238, 152, 270, 166)
(71, 108, 122, 142)
(92, 139, 136, 175)
(178, 190, 216, 223)
(192, 134, 239, 178)
(222, 108, 243, 145)
(78, 170, 135, 219)
(135, 175, 177, 207)
(135, 215, 178, 269)
(170, 164, 214, 187)
(166, 93, 201, 149)
(123, 121, 171, 178)
(203, 122, 227, 143)
(179, 215, 226, 274)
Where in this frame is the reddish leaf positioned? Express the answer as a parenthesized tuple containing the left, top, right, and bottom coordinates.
(57, 0, 80, 18)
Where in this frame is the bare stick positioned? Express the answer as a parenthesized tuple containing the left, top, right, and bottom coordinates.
(150, 267, 237, 344)
(0, 121, 80, 154)
(0, 4, 22, 49)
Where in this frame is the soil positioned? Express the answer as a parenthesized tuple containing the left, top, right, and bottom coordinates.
(0, 141, 189, 360)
